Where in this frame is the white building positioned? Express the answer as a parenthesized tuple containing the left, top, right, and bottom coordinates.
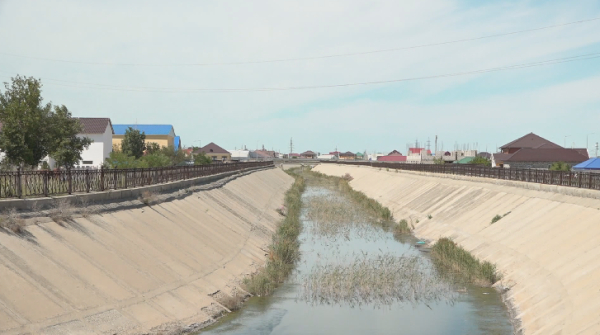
(75, 118, 114, 168)
(229, 149, 251, 162)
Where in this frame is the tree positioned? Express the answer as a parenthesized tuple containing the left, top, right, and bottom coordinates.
(470, 156, 492, 167)
(433, 157, 445, 165)
(146, 142, 161, 155)
(48, 105, 92, 168)
(549, 161, 571, 171)
(0, 76, 54, 168)
(160, 145, 187, 165)
(121, 127, 146, 159)
(194, 152, 212, 165)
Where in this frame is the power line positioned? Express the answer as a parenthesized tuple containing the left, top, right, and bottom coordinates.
(0, 17, 598, 67)
(2, 51, 599, 93)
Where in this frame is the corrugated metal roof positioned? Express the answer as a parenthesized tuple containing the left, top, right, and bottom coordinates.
(377, 155, 407, 162)
(113, 124, 174, 136)
(573, 157, 600, 170)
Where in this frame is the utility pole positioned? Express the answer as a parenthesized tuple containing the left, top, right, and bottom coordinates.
(289, 138, 294, 158)
(435, 135, 438, 154)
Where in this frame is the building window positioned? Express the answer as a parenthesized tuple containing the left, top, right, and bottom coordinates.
(82, 160, 93, 165)
(212, 156, 217, 160)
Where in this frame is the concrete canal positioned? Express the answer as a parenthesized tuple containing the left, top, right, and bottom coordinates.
(200, 170, 513, 335)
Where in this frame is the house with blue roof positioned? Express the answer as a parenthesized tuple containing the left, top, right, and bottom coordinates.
(112, 124, 179, 151)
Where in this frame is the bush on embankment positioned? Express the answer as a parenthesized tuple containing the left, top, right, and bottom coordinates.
(243, 171, 305, 296)
(431, 238, 501, 286)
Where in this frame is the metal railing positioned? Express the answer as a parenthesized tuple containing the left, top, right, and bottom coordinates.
(322, 161, 600, 190)
(0, 161, 274, 199)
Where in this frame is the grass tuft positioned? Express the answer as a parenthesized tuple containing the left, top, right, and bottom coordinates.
(341, 173, 354, 181)
(431, 237, 501, 286)
(393, 219, 412, 237)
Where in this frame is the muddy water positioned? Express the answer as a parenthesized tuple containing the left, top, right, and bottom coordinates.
(200, 176, 513, 335)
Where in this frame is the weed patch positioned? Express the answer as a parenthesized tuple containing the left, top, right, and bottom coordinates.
(431, 238, 501, 286)
(140, 190, 158, 206)
(49, 198, 74, 223)
(491, 211, 511, 224)
(0, 208, 26, 234)
(243, 172, 305, 296)
(393, 219, 412, 237)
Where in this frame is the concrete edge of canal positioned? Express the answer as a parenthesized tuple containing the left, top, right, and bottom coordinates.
(313, 163, 600, 335)
(0, 167, 294, 335)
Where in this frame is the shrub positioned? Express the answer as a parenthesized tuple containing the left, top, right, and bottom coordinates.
(341, 173, 353, 181)
(78, 199, 98, 218)
(49, 198, 74, 223)
(216, 292, 245, 311)
(0, 208, 25, 234)
(428, 214, 433, 220)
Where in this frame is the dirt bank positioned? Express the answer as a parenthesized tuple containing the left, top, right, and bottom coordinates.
(313, 164, 600, 335)
(0, 168, 293, 335)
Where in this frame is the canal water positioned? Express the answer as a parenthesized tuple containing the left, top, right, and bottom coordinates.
(200, 172, 513, 335)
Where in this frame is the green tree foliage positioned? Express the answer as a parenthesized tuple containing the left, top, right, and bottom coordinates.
(48, 105, 92, 168)
(145, 142, 161, 155)
(140, 153, 171, 167)
(470, 156, 491, 167)
(0, 76, 54, 167)
(121, 127, 146, 159)
(160, 145, 187, 165)
(549, 161, 571, 171)
(194, 152, 212, 165)
(0, 76, 92, 168)
(104, 150, 147, 169)
(433, 157, 445, 165)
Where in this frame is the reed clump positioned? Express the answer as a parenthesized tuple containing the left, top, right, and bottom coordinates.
(49, 198, 74, 223)
(300, 252, 455, 307)
(243, 172, 305, 296)
(393, 219, 412, 237)
(431, 238, 501, 286)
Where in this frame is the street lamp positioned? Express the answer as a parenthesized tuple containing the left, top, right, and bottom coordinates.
(587, 133, 595, 153)
(564, 135, 571, 147)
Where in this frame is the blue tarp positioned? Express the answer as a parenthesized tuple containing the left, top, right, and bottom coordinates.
(573, 157, 600, 170)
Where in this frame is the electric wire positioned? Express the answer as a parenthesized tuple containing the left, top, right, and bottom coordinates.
(2, 52, 597, 93)
(0, 17, 598, 67)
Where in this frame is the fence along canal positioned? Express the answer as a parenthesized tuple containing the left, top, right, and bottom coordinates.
(0, 161, 273, 198)
(322, 160, 600, 190)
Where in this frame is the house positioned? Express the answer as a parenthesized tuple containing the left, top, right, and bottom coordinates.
(355, 152, 365, 160)
(377, 149, 407, 162)
(253, 149, 278, 160)
(493, 133, 589, 169)
(318, 154, 336, 160)
(407, 147, 434, 163)
(339, 151, 356, 160)
(491, 153, 513, 168)
(75, 118, 115, 168)
(113, 124, 176, 150)
(300, 151, 317, 159)
(503, 148, 588, 169)
(194, 142, 231, 162)
(229, 150, 251, 162)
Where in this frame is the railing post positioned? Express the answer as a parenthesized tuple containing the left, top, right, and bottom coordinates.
(578, 172, 582, 188)
(124, 169, 128, 189)
(141, 168, 145, 187)
(100, 166, 105, 191)
(114, 169, 118, 190)
(16, 166, 22, 198)
(67, 168, 72, 195)
(44, 169, 49, 197)
(85, 169, 90, 193)
(589, 173, 593, 189)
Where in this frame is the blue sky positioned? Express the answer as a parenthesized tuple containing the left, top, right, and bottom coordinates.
(0, 0, 599, 155)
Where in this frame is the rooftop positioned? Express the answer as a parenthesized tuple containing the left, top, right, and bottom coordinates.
(113, 124, 174, 136)
(504, 148, 589, 163)
(194, 142, 230, 155)
(76, 118, 114, 134)
(500, 133, 561, 150)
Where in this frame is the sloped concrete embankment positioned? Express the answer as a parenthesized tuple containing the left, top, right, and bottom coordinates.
(0, 168, 293, 334)
(313, 164, 600, 335)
